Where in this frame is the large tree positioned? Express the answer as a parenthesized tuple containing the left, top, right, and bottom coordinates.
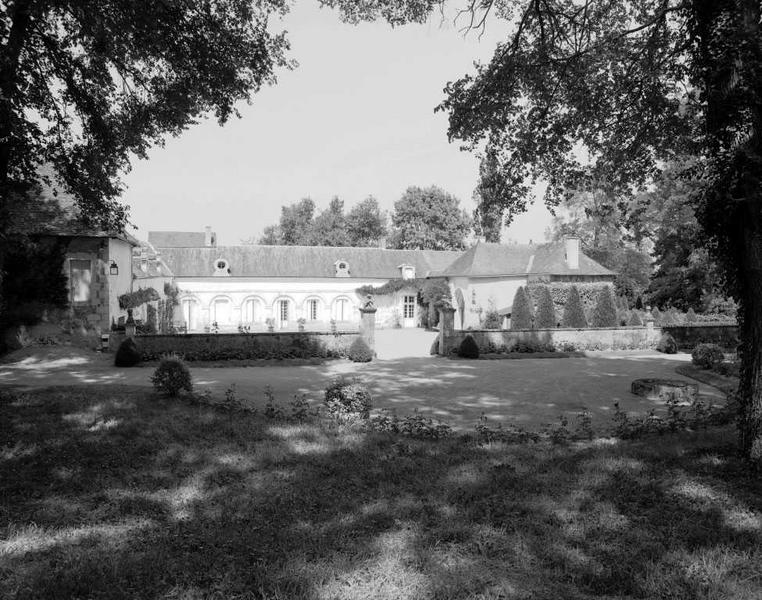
(346, 195, 388, 246)
(309, 196, 350, 246)
(324, 0, 762, 463)
(389, 185, 471, 250)
(0, 0, 289, 310)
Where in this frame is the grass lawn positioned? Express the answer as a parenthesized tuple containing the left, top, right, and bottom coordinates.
(1, 386, 761, 599)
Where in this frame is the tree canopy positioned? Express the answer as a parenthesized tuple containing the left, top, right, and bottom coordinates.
(253, 196, 388, 247)
(325, 0, 762, 462)
(389, 185, 471, 250)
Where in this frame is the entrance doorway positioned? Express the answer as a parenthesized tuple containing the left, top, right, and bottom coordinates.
(402, 295, 416, 328)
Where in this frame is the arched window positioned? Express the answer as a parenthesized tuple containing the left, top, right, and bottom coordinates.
(181, 297, 200, 331)
(211, 296, 232, 325)
(242, 297, 262, 324)
(332, 297, 352, 321)
(274, 297, 292, 327)
(304, 297, 322, 321)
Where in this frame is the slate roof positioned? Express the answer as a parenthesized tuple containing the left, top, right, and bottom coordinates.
(435, 242, 614, 278)
(13, 165, 138, 245)
(157, 245, 462, 279)
(148, 231, 208, 248)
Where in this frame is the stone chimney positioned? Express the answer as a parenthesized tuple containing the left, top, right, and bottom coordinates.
(565, 237, 580, 270)
(204, 226, 216, 247)
(139, 247, 148, 273)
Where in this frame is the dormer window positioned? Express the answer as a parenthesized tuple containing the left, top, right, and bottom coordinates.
(399, 264, 416, 280)
(334, 260, 350, 277)
(213, 258, 230, 276)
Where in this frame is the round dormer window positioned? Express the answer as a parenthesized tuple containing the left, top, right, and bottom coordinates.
(216, 259, 227, 271)
(338, 262, 347, 270)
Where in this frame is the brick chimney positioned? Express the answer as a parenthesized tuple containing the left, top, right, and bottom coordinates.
(565, 237, 580, 270)
(204, 226, 216, 247)
(139, 247, 148, 272)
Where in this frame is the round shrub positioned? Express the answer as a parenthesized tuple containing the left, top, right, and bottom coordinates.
(656, 333, 678, 354)
(510, 286, 533, 330)
(562, 286, 587, 328)
(691, 343, 725, 369)
(348, 337, 373, 362)
(458, 334, 480, 359)
(592, 286, 617, 327)
(535, 285, 556, 329)
(114, 337, 141, 367)
(151, 353, 193, 396)
(324, 376, 372, 420)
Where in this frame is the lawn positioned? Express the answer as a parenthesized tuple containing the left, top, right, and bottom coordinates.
(1, 386, 761, 599)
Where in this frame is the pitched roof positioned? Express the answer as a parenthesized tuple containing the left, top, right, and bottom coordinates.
(435, 241, 614, 278)
(12, 165, 138, 244)
(158, 245, 462, 279)
(148, 231, 208, 248)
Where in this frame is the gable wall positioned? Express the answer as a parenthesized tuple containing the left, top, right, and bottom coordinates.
(449, 275, 528, 329)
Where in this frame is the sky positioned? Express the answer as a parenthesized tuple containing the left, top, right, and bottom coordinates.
(121, 2, 554, 246)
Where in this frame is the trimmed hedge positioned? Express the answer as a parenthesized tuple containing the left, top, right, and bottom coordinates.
(348, 337, 373, 362)
(510, 286, 533, 330)
(114, 338, 141, 367)
(458, 334, 480, 359)
(150, 354, 193, 396)
(562, 286, 587, 328)
(535, 285, 556, 328)
(592, 286, 617, 327)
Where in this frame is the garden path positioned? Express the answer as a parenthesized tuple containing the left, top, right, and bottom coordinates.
(0, 347, 725, 431)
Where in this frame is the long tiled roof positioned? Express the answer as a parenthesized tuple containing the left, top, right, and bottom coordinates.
(148, 231, 208, 248)
(158, 245, 462, 279)
(435, 241, 614, 278)
(155, 239, 614, 280)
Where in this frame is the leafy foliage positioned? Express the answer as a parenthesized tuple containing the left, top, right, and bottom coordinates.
(389, 186, 471, 250)
(323, 376, 372, 421)
(150, 354, 192, 397)
(114, 337, 141, 367)
(347, 337, 373, 362)
(656, 333, 678, 354)
(0, 237, 68, 332)
(534, 285, 556, 329)
(591, 286, 617, 328)
(561, 286, 587, 328)
(457, 334, 479, 359)
(118, 288, 159, 310)
(509, 286, 532, 330)
(692, 344, 725, 370)
(255, 196, 388, 247)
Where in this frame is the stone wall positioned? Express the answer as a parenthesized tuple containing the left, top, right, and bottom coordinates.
(662, 324, 739, 350)
(441, 326, 663, 354)
(109, 330, 360, 361)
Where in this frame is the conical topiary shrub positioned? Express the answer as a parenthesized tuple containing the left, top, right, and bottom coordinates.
(115, 337, 141, 367)
(562, 286, 587, 328)
(628, 310, 644, 326)
(686, 307, 697, 323)
(348, 337, 374, 362)
(458, 334, 480, 358)
(592, 286, 617, 327)
(535, 285, 556, 328)
(510, 286, 533, 330)
(651, 306, 662, 324)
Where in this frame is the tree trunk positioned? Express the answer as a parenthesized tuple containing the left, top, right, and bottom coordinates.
(737, 198, 762, 461)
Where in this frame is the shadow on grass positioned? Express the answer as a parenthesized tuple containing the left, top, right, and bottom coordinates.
(1, 385, 760, 599)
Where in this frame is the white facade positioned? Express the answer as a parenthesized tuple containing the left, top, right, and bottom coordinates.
(174, 277, 410, 332)
(449, 275, 528, 329)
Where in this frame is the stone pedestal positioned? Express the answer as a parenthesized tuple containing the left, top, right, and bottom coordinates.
(438, 306, 456, 356)
(359, 307, 377, 351)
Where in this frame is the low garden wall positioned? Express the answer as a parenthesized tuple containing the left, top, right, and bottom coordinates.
(109, 331, 360, 361)
(661, 324, 739, 350)
(443, 326, 663, 354)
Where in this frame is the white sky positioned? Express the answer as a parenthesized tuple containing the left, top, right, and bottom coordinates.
(122, 2, 553, 246)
